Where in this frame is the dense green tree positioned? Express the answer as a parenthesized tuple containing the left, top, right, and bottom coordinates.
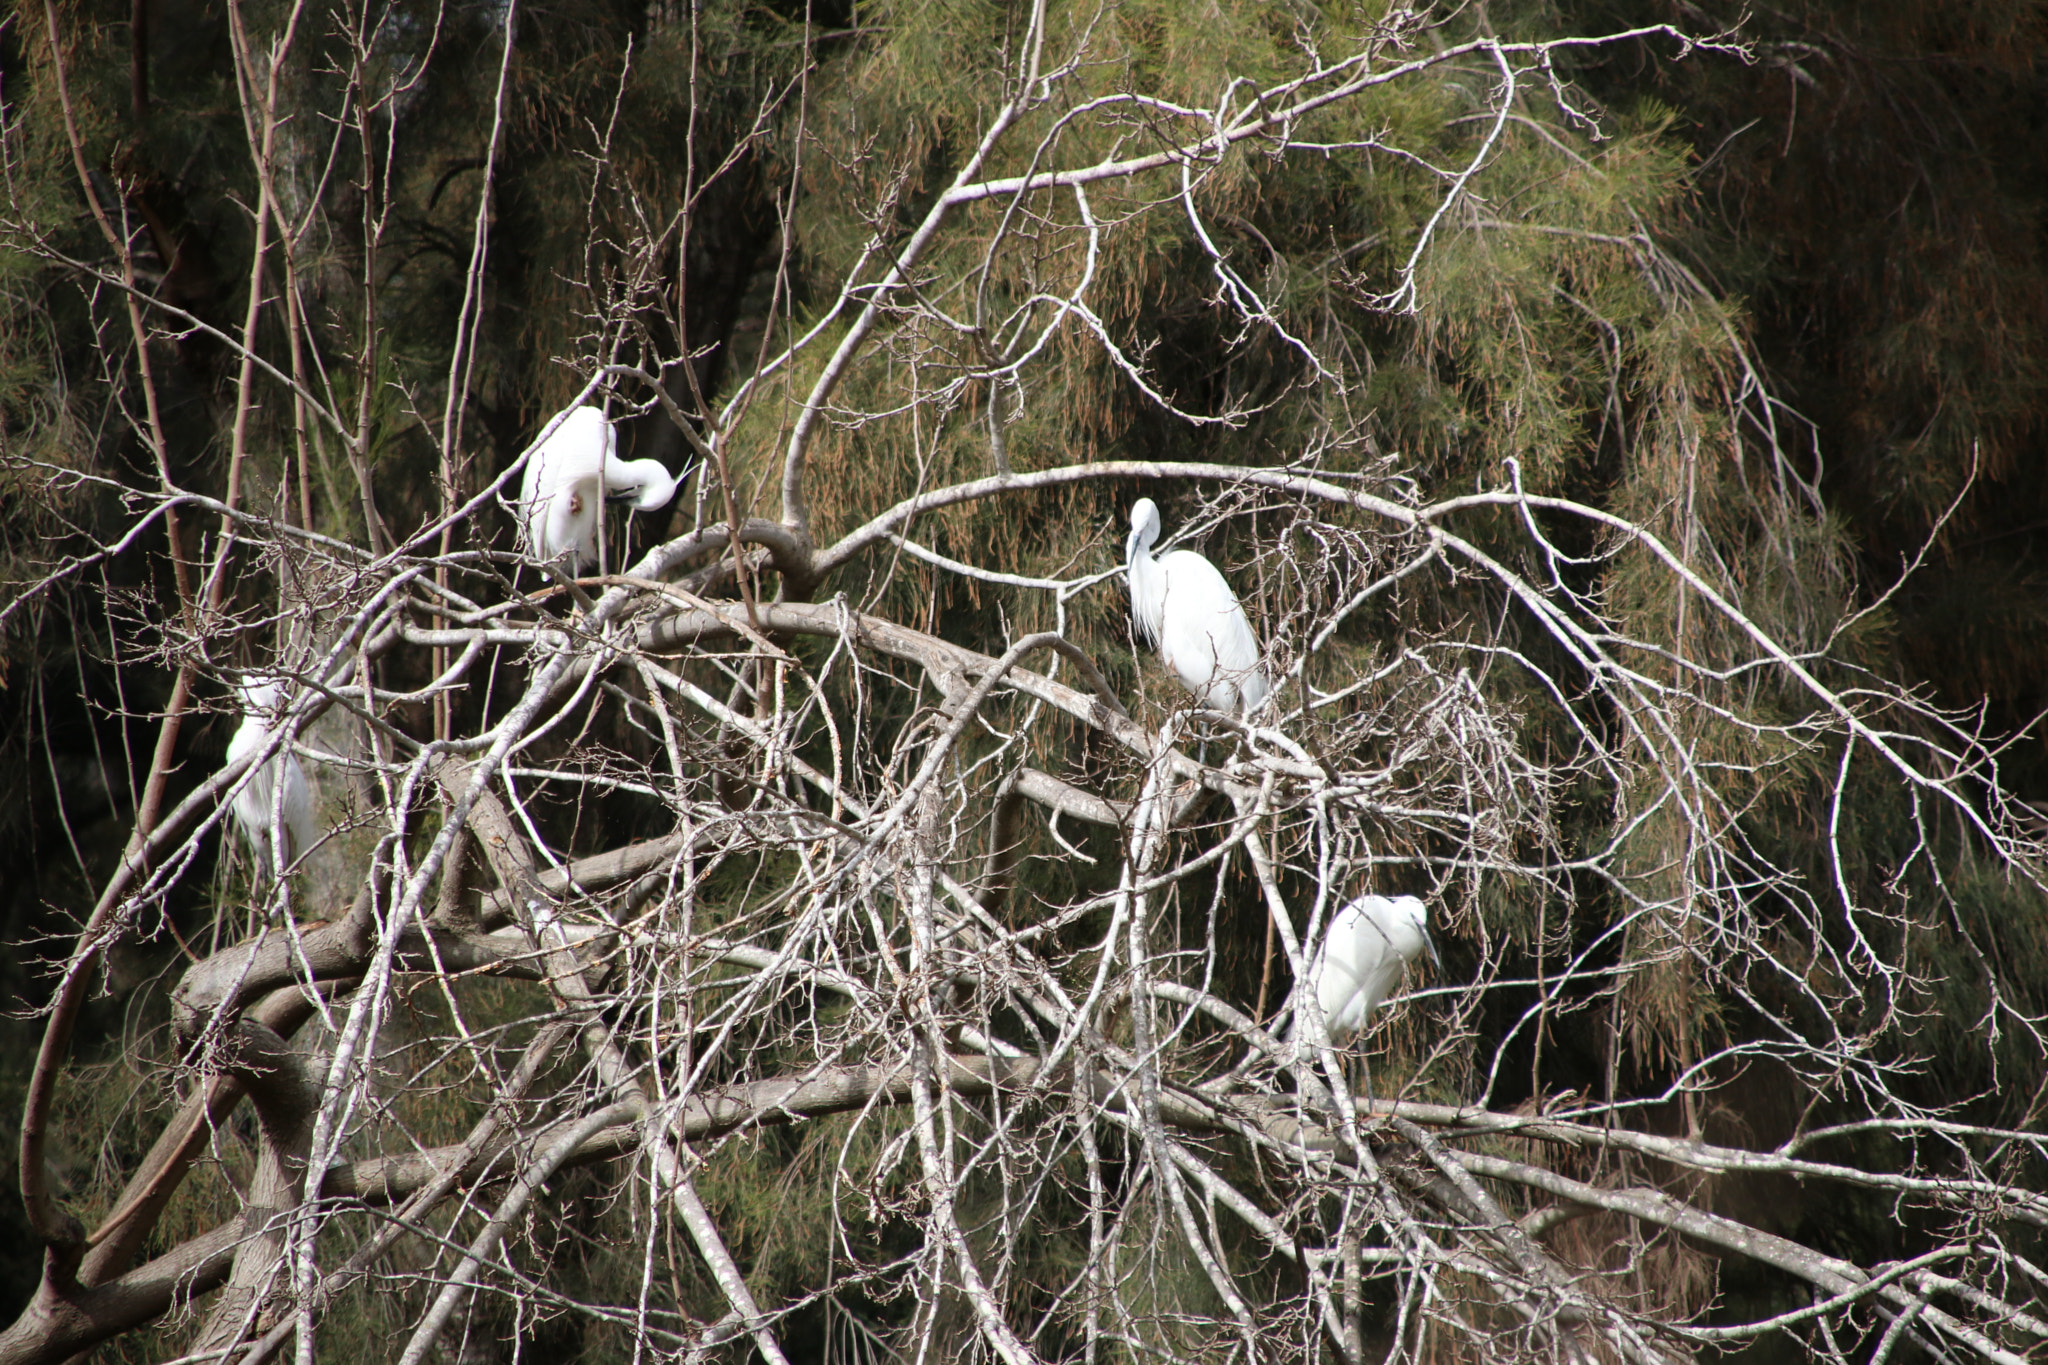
(1, 1, 2044, 1362)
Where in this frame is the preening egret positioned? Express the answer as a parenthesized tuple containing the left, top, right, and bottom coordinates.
(517, 405, 680, 571)
(1125, 498, 1270, 714)
(1305, 893, 1440, 1043)
(226, 675, 317, 878)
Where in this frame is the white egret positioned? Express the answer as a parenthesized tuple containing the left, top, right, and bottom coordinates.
(225, 675, 317, 878)
(517, 405, 680, 571)
(1305, 893, 1440, 1044)
(1125, 497, 1270, 714)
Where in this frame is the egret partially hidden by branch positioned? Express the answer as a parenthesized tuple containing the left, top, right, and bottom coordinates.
(517, 405, 681, 572)
(1304, 893, 1440, 1046)
(226, 675, 318, 880)
(1125, 497, 1270, 714)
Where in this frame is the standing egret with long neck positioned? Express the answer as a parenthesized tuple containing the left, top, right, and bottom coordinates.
(518, 405, 680, 572)
(226, 675, 318, 879)
(1125, 497, 1270, 714)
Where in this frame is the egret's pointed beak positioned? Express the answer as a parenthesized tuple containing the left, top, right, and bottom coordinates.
(1424, 930, 1444, 973)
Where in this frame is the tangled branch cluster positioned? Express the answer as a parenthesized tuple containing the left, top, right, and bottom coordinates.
(3, 3, 2044, 1364)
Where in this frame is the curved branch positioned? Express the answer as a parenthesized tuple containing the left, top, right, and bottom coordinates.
(792, 457, 2032, 869)
(639, 598, 1147, 759)
(16, 1043, 2034, 1365)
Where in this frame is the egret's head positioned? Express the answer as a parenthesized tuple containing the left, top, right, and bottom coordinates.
(1127, 498, 1162, 561)
(610, 458, 680, 512)
(237, 674, 284, 716)
(1381, 894, 1439, 970)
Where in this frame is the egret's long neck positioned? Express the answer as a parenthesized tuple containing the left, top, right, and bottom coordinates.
(1127, 535, 1166, 641)
(635, 463, 678, 510)
(1392, 916, 1427, 963)
(1126, 517, 1155, 565)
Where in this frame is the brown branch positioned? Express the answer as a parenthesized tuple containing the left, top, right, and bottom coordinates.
(188, 1019, 322, 1358)
(0, 1221, 247, 1365)
(631, 518, 816, 589)
(638, 598, 1146, 760)
(13, 1040, 2035, 1365)
(172, 826, 705, 1039)
(79, 985, 326, 1285)
(1453, 1150, 2035, 1364)
(227, 1021, 580, 1365)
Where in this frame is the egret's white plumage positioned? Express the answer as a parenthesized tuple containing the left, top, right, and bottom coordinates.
(1306, 893, 1439, 1042)
(1125, 498, 1270, 713)
(226, 676, 317, 878)
(517, 405, 680, 570)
